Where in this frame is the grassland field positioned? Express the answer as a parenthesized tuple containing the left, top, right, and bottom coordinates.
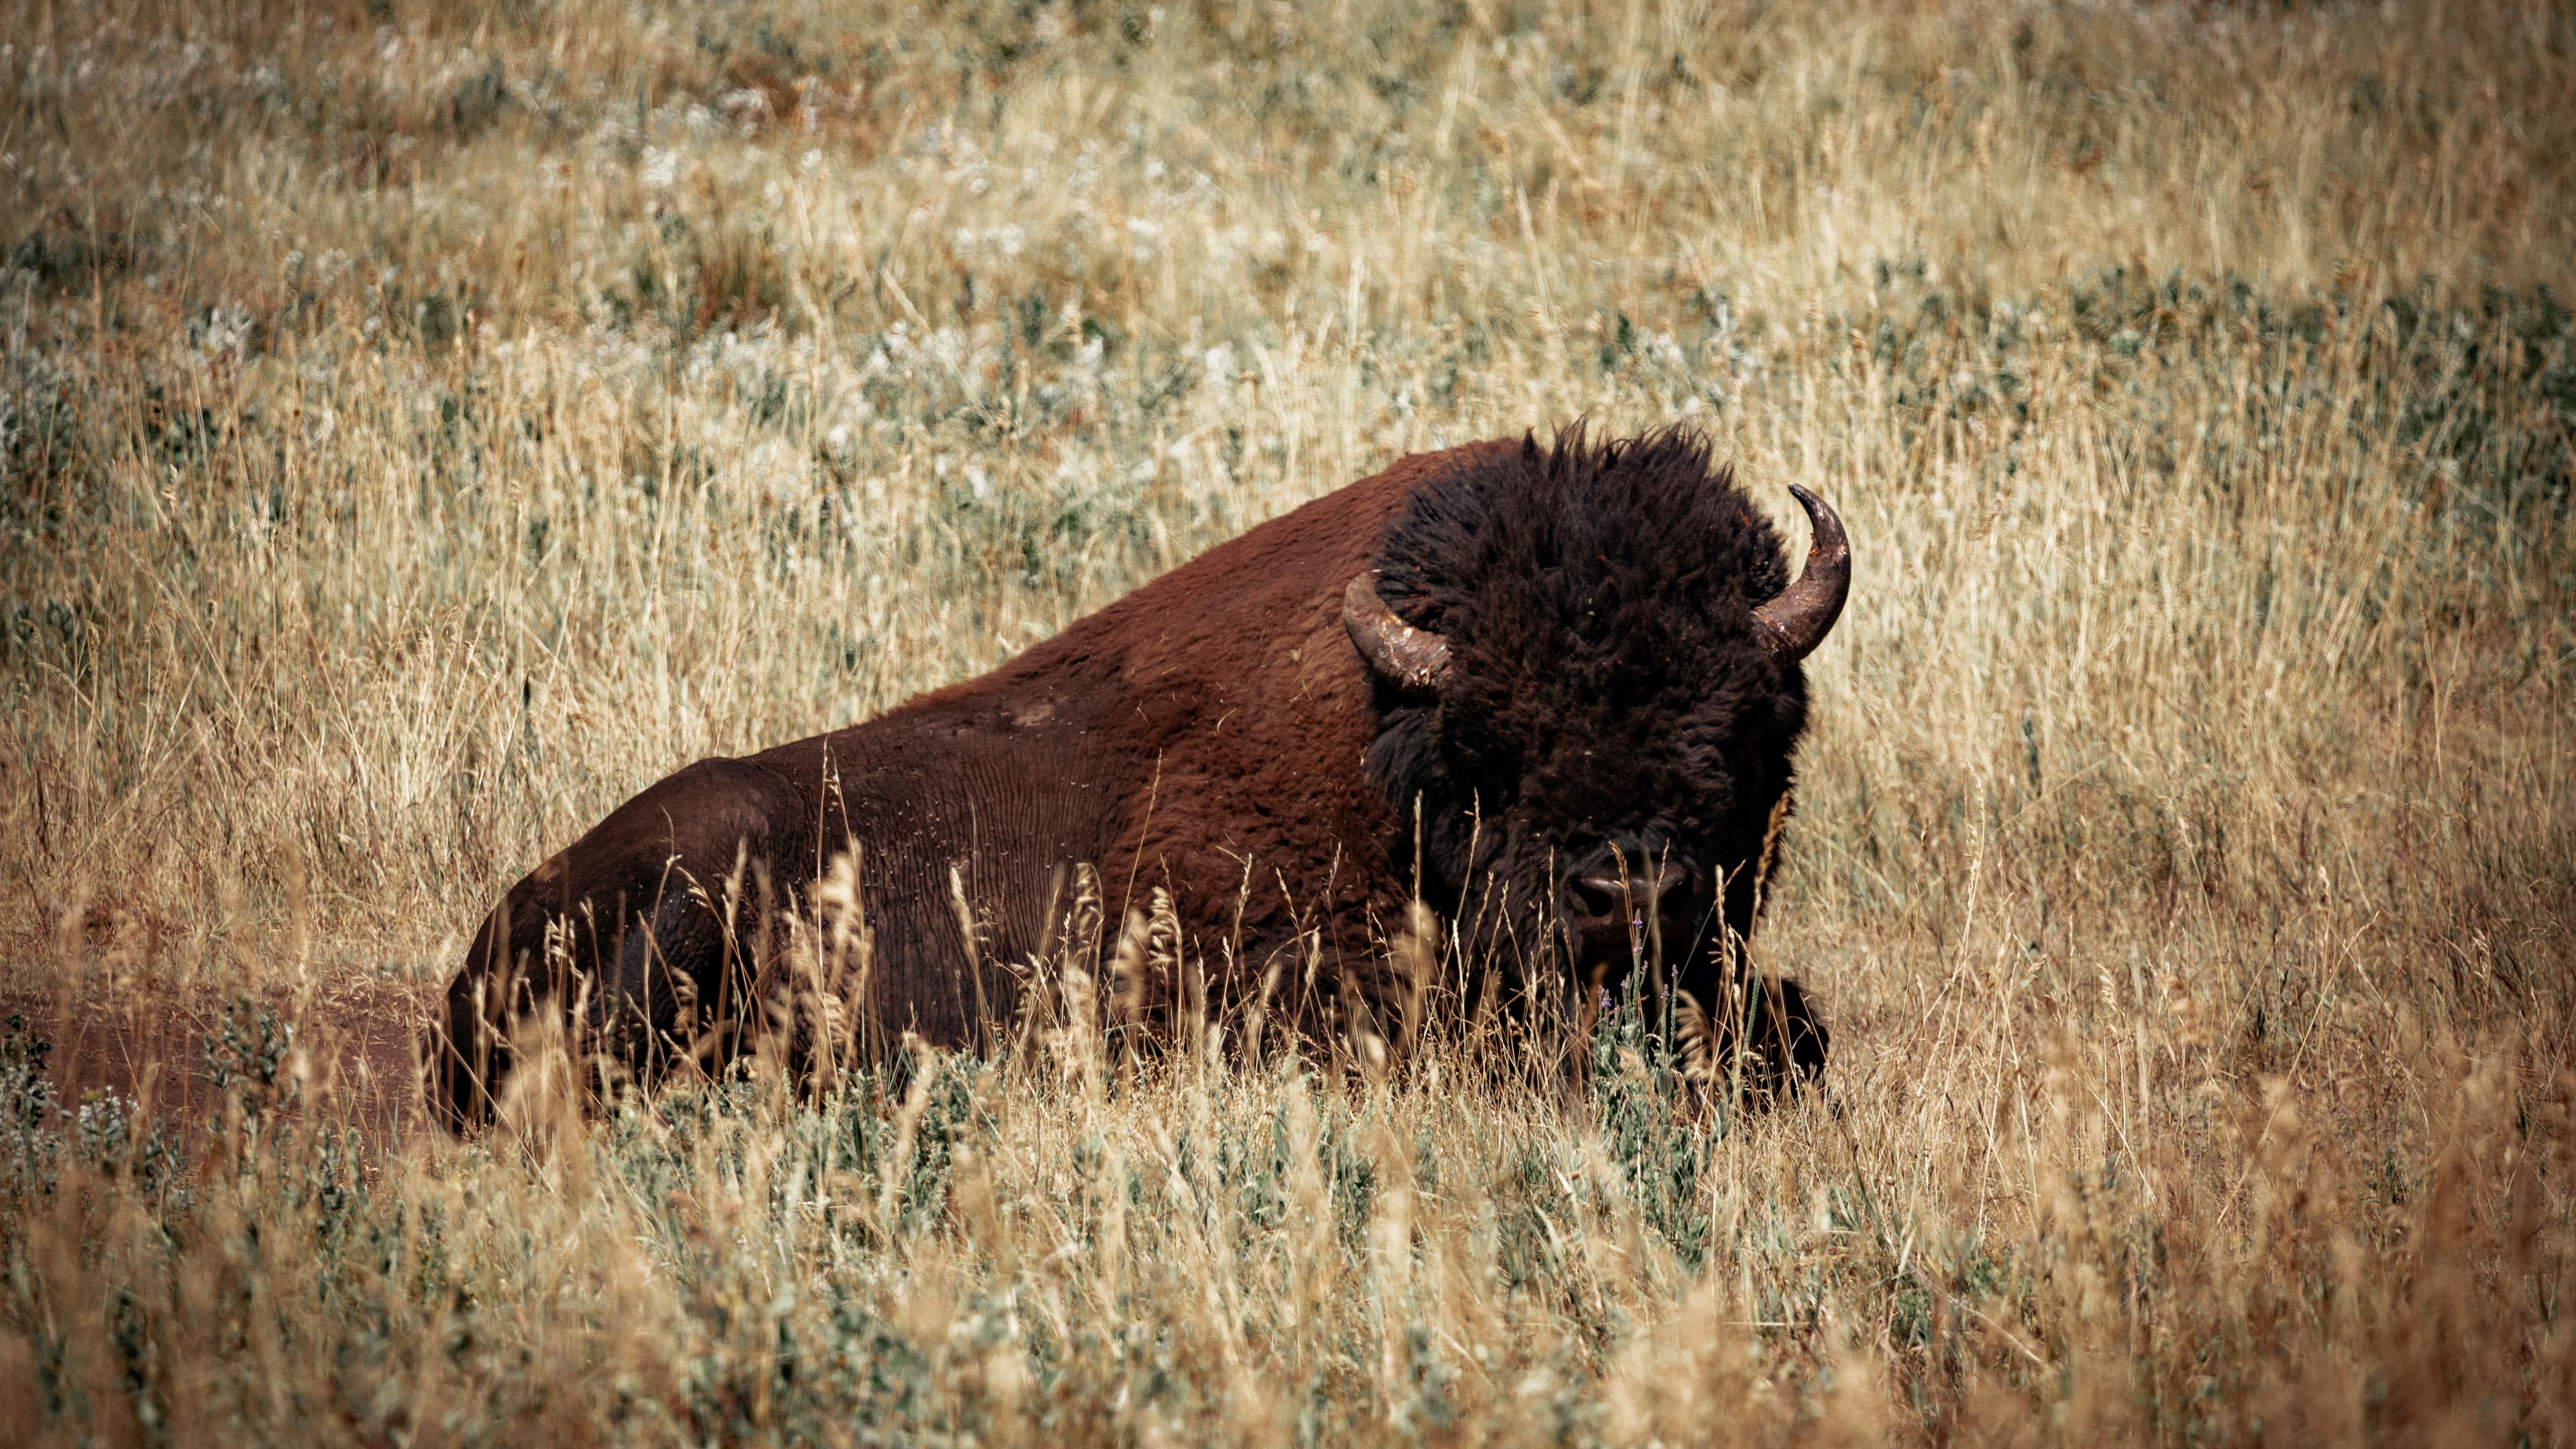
(2, 0, 2574, 1442)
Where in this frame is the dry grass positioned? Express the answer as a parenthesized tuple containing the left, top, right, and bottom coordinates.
(2, 0, 2573, 1442)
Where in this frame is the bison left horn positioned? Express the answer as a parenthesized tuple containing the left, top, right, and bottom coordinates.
(1750, 484, 1851, 663)
(1343, 572, 1453, 695)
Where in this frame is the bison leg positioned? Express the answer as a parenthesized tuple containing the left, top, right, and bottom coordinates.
(1691, 970, 1828, 1103)
(425, 867, 727, 1130)
(425, 758, 810, 1130)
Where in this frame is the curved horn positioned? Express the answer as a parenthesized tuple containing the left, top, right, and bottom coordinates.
(1342, 572, 1454, 695)
(1750, 484, 1851, 663)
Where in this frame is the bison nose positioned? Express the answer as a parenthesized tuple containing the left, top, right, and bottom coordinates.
(1569, 861, 1688, 934)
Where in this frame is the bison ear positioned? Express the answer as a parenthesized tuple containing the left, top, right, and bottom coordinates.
(1749, 485, 1851, 663)
(1343, 572, 1454, 696)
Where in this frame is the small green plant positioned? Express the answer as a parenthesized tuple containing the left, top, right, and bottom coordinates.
(0, 1015, 60, 1197)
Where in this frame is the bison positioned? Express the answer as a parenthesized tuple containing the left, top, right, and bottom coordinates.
(427, 427, 1847, 1126)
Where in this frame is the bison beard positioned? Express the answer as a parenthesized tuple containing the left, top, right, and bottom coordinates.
(427, 427, 1846, 1128)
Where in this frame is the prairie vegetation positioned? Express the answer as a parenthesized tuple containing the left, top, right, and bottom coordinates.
(3, 0, 2573, 1442)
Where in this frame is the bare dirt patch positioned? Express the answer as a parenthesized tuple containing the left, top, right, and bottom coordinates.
(1, 975, 435, 1140)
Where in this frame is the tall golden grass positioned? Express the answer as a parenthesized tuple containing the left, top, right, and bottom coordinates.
(1, 0, 2571, 1441)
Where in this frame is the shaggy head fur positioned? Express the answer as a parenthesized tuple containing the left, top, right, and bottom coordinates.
(1364, 427, 1813, 1003)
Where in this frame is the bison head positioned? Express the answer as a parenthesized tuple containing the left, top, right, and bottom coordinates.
(1345, 427, 1848, 1018)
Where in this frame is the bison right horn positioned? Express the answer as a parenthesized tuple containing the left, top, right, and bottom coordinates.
(1749, 484, 1851, 663)
(1343, 572, 1453, 695)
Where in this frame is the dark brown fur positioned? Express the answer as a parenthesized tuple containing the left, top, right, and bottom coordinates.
(428, 431, 1831, 1126)
(1366, 428, 1824, 1055)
